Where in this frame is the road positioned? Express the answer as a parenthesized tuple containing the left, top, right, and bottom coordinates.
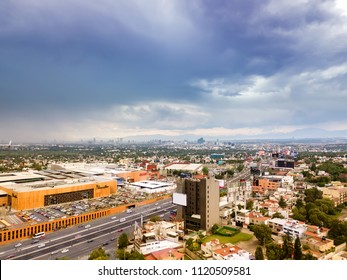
(0, 198, 176, 260)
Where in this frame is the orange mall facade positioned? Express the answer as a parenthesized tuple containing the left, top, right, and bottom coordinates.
(0, 180, 117, 211)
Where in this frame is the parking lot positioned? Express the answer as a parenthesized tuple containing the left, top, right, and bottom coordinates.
(1, 186, 170, 229)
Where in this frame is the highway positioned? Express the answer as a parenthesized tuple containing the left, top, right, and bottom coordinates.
(0, 198, 176, 260)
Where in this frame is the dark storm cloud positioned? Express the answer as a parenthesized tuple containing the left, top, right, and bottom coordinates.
(1, 0, 347, 141)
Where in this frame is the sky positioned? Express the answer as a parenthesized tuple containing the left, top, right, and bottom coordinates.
(1, 0, 347, 143)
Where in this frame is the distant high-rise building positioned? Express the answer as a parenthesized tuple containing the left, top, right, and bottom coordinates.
(176, 177, 219, 232)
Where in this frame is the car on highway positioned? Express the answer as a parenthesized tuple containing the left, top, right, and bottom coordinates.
(61, 249, 69, 253)
(110, 237, 116, 241)
(87, 239, 94, 243)
(102, 242, 109, 246)
(31, 239, 39, 244)
(5, 254, 15, 259)
(38, 243, 46, 248)
(119, 218, 126, 222)
(111, 216, 117, 220)
(51, 251, 58, 255)
(117, 229, 123, 232)
(14, 243, 22, 248)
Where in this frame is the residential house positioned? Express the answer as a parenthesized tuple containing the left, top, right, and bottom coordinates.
(145, 248, 184, 260)
(212, 244, 253, 260)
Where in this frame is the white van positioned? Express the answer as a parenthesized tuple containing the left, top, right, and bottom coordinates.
(85, 224, 91, 229)
(120, 218, 126, 222)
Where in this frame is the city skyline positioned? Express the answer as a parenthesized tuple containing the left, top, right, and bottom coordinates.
(1, 0, 347, 142)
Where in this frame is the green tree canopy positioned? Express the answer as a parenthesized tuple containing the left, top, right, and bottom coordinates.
(211, 224, 219, 234)
(272, 212, 285, 219)
(266, 242, 284, 260)
(88, 247, 110, 260)
(255, 246, 264, 260)
(118, 233, 129, 249)
(282, 235, 293, 259)
(246, 199, 254, 210)
(128, 250, 145, 260)
(278, 196, 287, 208)
(294, 237, 303, 260)
(252, 224, 273, 246)
(327, 220, 347, 245)
(302, 253, 318, 260)
(304, 188, 323, 203)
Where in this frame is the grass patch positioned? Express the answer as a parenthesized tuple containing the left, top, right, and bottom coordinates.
(203, 232, 253, 245)
(216, 226, 239, 236)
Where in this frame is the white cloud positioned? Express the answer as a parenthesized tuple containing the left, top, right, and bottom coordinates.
(190, 61, 347, 129)
(335, 0, 347, 16)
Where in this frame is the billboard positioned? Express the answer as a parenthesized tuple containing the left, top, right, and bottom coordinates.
(172, 193, 187, 206)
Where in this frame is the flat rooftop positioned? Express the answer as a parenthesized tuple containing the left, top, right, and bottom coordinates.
(129, 180, 175, 189)
(0, 171, 114, 193)
(52, 163, 141, 176)
(164, 163, 202, 172)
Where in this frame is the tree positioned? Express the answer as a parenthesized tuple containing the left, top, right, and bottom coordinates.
(252, 224, 273, 246)
(116, 249, 129, 260)
(211, 224, 219, 234)
(225, 169, 234, 177)
(272, 212, 285, 219)
(266, 242, 284, 260)
(246, 199, 254, 210)
(327, 220, 347, 245)
(295, 198, 304, 209)
(128, 250, 145, 260)
(294, 236, 303, 260)
(237, 164, 244, 172)
(150, 216, 162, 222)
(255, 246, 264, 260)
(282, 235, 293, 259)
(202, 166, 209, 176)
(118, 233, 129, 249)
(88, 247, 110, 260)
(304, 188, 322, 203)
(278, 196, 287, 208)
(186, 238, 194, 248)
(302, 253, 318, 260)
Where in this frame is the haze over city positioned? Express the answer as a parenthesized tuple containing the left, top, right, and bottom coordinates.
(1, 0, 347, 143)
